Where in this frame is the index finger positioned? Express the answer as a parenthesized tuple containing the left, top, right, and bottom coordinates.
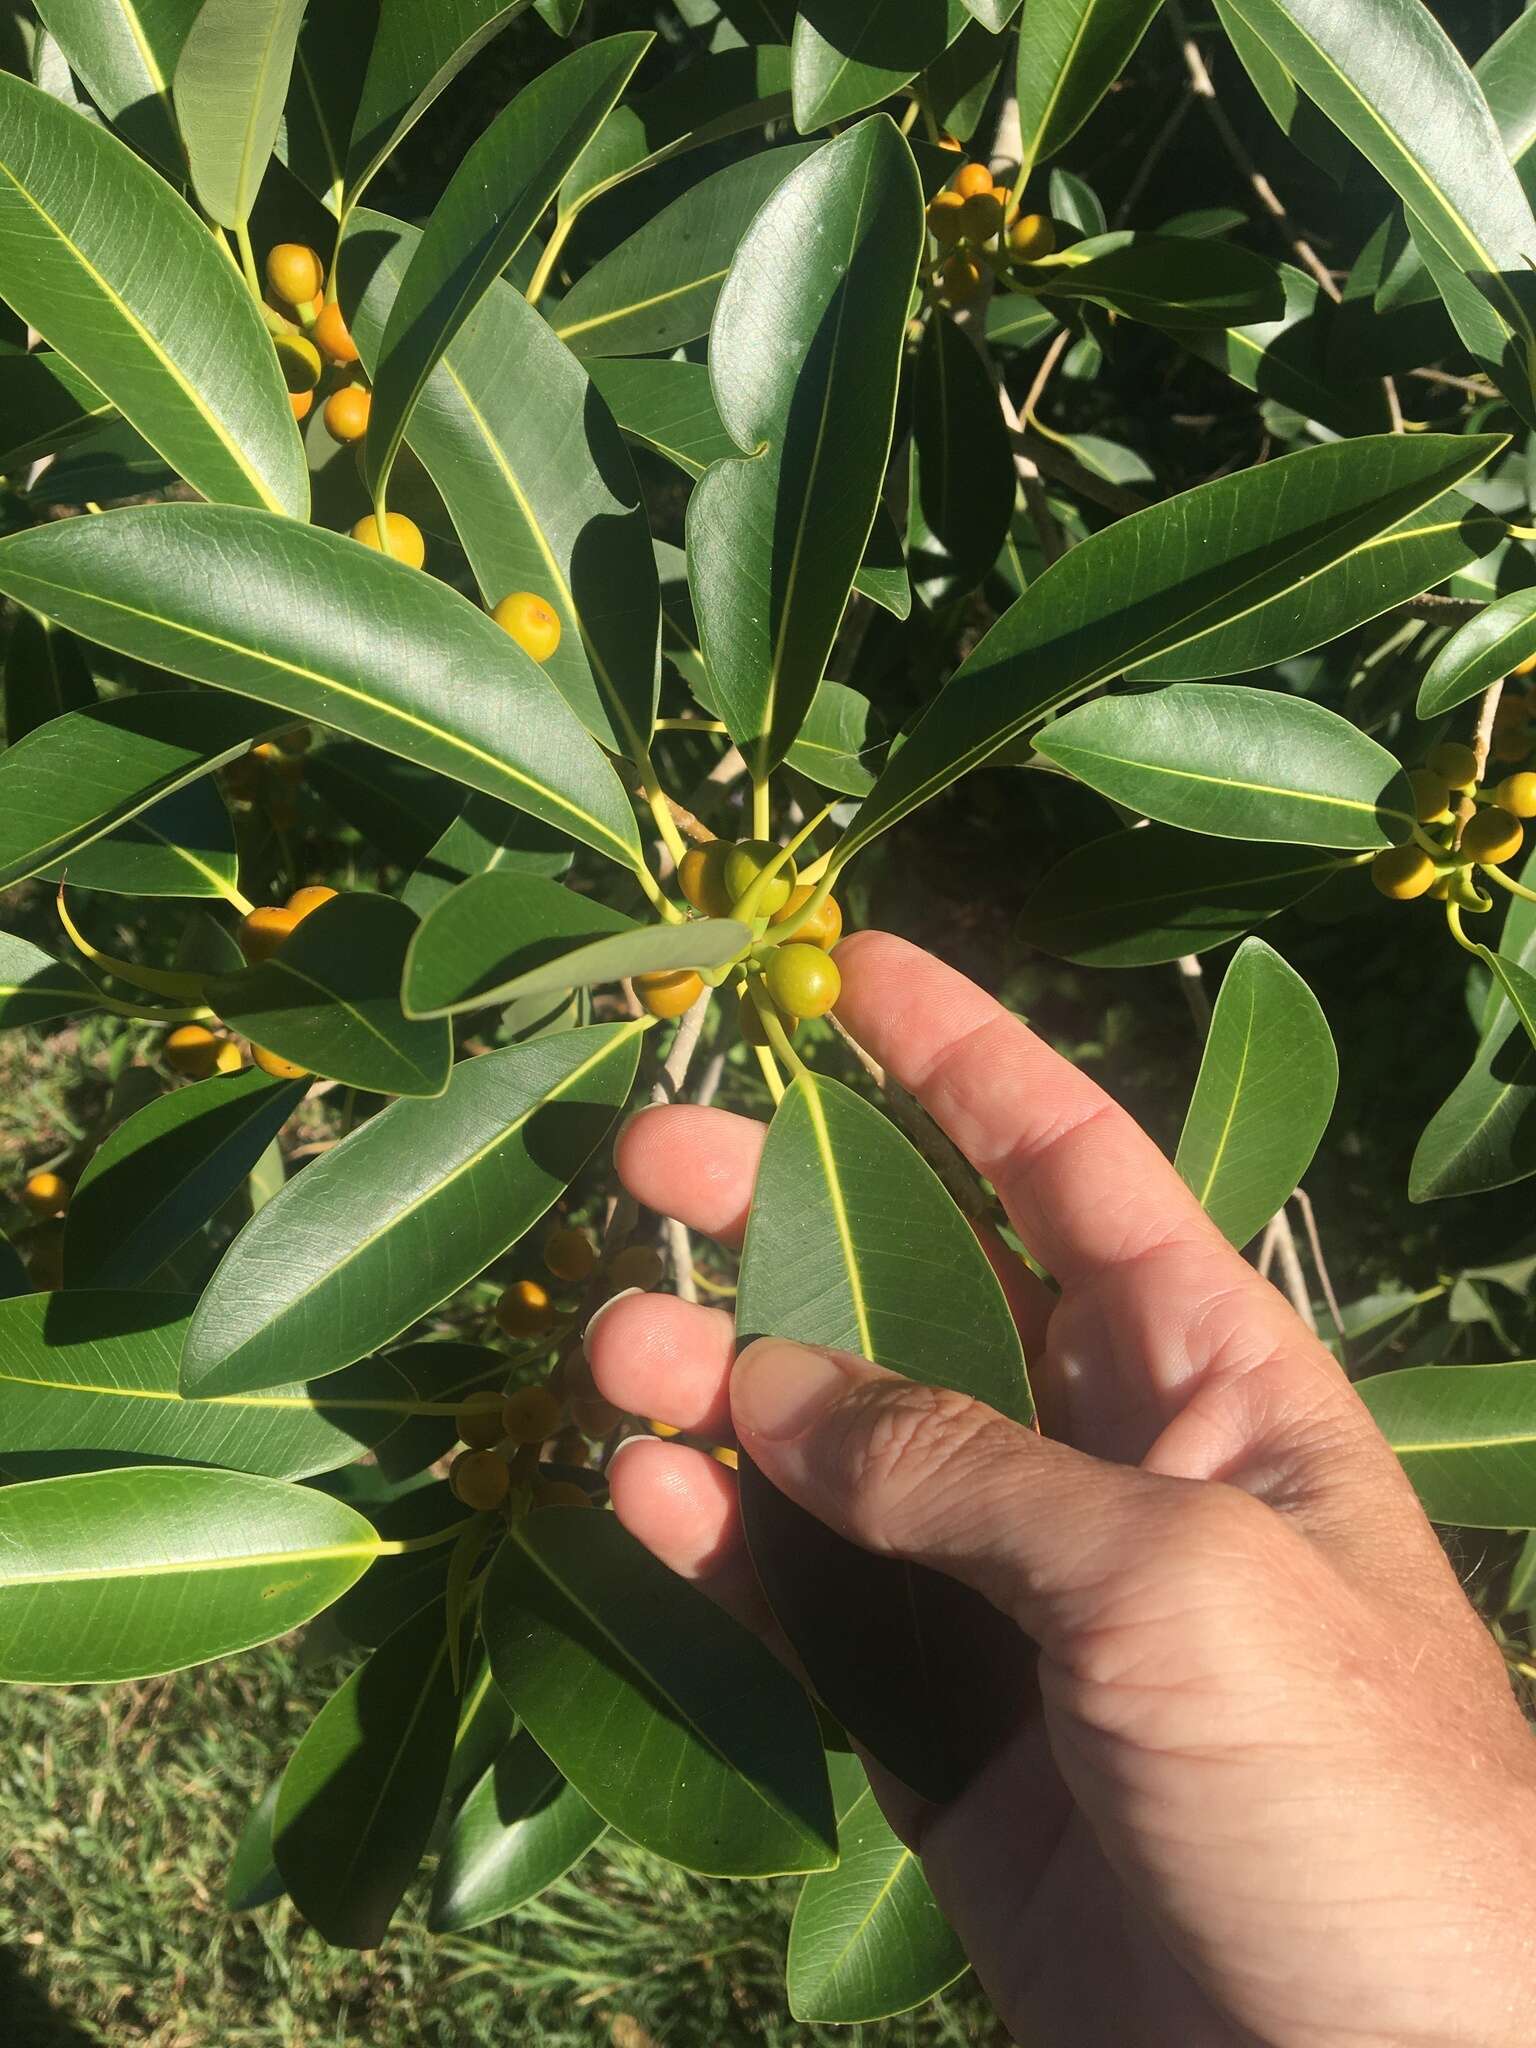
(832, 930, 1225, 1287)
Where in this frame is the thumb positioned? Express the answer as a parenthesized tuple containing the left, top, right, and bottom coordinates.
(731, 1336, 1252, 1650)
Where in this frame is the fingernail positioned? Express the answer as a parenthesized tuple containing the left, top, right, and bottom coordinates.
(733, 1338, 848, 1441)
(582, 1287, 639, 1343)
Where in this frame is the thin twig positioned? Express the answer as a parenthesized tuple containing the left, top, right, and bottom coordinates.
(1174, 953, 1212, 1035)
(1399, 594, 1485, 624)
(999, 381, 1065, 565)
(1471, 678, 1506, 791)
(1021, 326, 1071, 423)
(1407, 365, 1498, 397)
(1290, 1187, 1344, 1343)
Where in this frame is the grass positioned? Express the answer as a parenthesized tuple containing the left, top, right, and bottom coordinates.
(0, 1644, 1007, 2048)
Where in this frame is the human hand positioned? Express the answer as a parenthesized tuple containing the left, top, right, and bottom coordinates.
(587, 932, 1536, 2048)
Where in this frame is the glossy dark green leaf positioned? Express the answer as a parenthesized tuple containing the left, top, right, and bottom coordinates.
(1134, 491, 1500, 684)
(210, 892, 451, 1098)
(344, 211, 661, 764)
(911, 311, 1014, 595)
(1210, 0, 1353, 187)
(31, 0, 199, 175)
(0, 1290, 414, 1480)
(0, 691, 276, 889)
(1037, 233, 1284, 330)
(737, 1074, 1032, 1802)
(1411, 992, 1536, 1202)
(173, 0, 307, 229)
(429, 1732, 605, 1932)
(926, 16, 1007, 142)
(0, 350, 115, 473)
(1173, 939, 1336, 1250)
(365, 34, 649, 497)
(404, 870, 745, 1018)
(1418, 591, 1536, 719)
(275, 1596, 460, 1948)
(1359, 1362, 1536, 1529)
(344, 0, 532, 200)
(1037, 685, 1413, 850)
(985, 291, 1058, 353)
(437, 1651, 519, 1823)
(276, 0, 376, 212)
(1481, 843, 1536, 1040)
(839, 433, 1501, 865)
(1477, 6, 1536, 205)
(0, 75, 307, 515)
(182, 1019, 646, 1396)
(0, 1466, 380, 1683)
(552, 144, 817, 360)
(688, 120, 922, 779)
(1219, 0, 1536, 412)
(304, 738, 462, 869)
(484, 1507, 836, 1876)
(3, 609, 93, 744)
(584, 357, 737, 480)
(0, 932, 95, 1032)
(66, 1067, 305, 1288)
(327, 1478, 472, 1646)
(1172, 263, 1392, 436)
(787, 1772, 965, 2022)
(40, 779, 240, 901)
(0, 506, 643, 874)
(402, 793, 572, 918)
(1020, 826, 1345, 966)
(1015, 0, 1161, 182)
(225, 1780, 285, 1912)
(373, 1340, 505, 1484)
(789, 0, 964, 132)
(561, 46, 791, 214)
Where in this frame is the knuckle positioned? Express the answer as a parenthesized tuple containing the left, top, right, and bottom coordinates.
(828, 1381, 1012, 1534)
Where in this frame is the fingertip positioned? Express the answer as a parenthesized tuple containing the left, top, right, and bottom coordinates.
(606, 1436, 746, 1586)
(585, 1291, 736, 1438)
(614, 1102, 766, 1246)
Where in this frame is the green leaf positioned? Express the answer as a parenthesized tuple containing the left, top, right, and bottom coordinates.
(1476, 6, 1536, 205)
(275, 1595, 460, 1948)
(789, 0, 965, 132)
(1173, 938, 1337, 1250)
(1132, 490, 1499, 684)
(688, 119, 922, 779)
(0, 691, 277, 890)
(276, 0, 376, 213)
(365, 33, 650, 497)
(343, 210, 662, 764)
(1418, 591, 1536, 719)
(4, 604, 94, 749)
(1210, 0, 1353, 187)
(1015, 0, 1162, 183)
(1172, 263, 1392, 437)
(483, 1507, 836, 1876)
(0, 1466, 380, 1683)
(1358, 1362, 1536, 1529)
(172, 0, 307, 229)
(785, 680, 886, 797)
(402, 793, 572, 919)
(344, 0, 532, 201)
(403, 870, 746, 1019)
(0, 932, 96, 1032)
(429, 1733, 605, 1932)
(1410, 998, 1536, 1203)
(40, 780, 240, 901)
(1020, 825, 1345, 966)
(1481, 951, 1536, 1059)
(787, 1774, 965, 2022)
(985, 293, 1057, 353)
(66, 1066, 306, 1288)
(182, 1020, 646, 1396)
(209, 892, 451, 1098)
(0, 1290, 414, 1481)
(0, 75, 307, 515)
(910, 311, 1015, 594)
(31, 0, 199, 175)
(1036, 685, 1414, 850)
(372, 1341, 505, 1485)
(225, 1780, 285, 1912)
(737, 1073, 1032, 1802)
(1035, 232, 1285, 330)
(561, 46, 791, 215)
(584, 357, 738, 480)
(0, 349, 115, 473)
(0, 506, 644, 874)
(838, 432, 1502, 866)
(552, 144, 818, 361)
(1218, 0, 1536, 412)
